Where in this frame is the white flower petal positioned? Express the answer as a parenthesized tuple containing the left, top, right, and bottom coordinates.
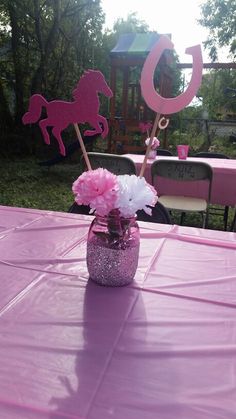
(116, 175, 157, 217)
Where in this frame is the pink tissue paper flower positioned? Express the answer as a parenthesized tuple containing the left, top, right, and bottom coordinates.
(72, 168, 119, 216)
(139, 121, 153, 134)
(145, 137, 160, 150)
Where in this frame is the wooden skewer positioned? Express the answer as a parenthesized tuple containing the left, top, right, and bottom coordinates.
(139, 113, 160, 178)
(73, 123, 92, 171)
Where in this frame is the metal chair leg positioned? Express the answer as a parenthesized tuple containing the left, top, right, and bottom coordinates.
(180, 212, 185, 225)
(223, 206, 229, 231)
(203, 208, 209, 229)
(202, 214, 206, 229)
(230, 209, 236, 232)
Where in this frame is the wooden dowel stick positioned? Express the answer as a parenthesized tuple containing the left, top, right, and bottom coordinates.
(139, 113, 160, 178)
(73, 123, 92, 171)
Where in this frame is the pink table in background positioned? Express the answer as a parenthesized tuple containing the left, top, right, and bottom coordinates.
(1, 205, 236, 419)
(124, 154, 236, 206)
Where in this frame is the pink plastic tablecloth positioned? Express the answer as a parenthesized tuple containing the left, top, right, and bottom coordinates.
(0, 205, 236, 419)
(124, 154, 236, 206)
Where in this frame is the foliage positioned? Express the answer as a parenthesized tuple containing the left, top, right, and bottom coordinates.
(102, 11, 149, 53)
(199, 0, 236, 60)
(0, 0, 105, 130)
(168, 129, 205, 154)
(199, 69, 236, 119)
(0, 3, 184, 157)
(112, 12, 149, 35)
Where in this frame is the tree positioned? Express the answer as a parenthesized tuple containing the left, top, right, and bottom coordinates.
(0, 0, 105, 128)
(99, 12, 149, 79)
(199, 69, 236, 119)
(199, 0, 236, 61)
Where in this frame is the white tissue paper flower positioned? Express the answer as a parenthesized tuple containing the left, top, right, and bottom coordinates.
(116, 175, 158, 217)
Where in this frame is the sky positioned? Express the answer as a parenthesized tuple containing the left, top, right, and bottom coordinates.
(101, 0, 220, 63)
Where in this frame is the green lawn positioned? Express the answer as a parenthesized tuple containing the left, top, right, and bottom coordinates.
(0, 156, 235, 231)
(0, 157, 80, 212)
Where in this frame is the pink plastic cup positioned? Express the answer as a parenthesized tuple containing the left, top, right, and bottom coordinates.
(177, 145, 189, 160)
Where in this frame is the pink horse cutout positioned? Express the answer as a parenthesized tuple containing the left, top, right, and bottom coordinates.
(22, 70, 113, 156)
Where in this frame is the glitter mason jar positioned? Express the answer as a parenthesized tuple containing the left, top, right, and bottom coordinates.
(86, 213, 140, 286)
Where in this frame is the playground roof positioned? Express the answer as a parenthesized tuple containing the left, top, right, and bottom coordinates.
(110, 32, 167, 56)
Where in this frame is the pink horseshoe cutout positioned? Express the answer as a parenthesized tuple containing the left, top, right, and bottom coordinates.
(140, 35, 203, 115)
(158, 116, 169, 130)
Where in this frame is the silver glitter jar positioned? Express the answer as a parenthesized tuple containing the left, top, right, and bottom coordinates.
(86, 213, 140, 286)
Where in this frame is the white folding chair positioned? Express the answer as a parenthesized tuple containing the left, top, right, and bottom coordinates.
(151, 159, 213, 228)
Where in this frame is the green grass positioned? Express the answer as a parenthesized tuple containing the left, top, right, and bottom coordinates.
(0, 157, 81, 212)
(0, 156, 235, 231)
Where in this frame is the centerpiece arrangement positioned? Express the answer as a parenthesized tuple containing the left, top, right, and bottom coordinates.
(72, 168, 157, 286)
(22, 34, 203, 287)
